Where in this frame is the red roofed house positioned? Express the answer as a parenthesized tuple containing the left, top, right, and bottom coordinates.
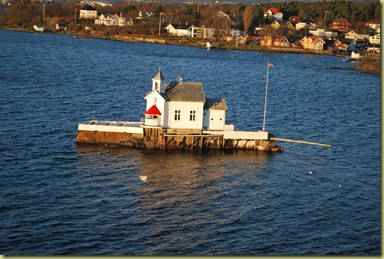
(289, 16, 300, 23)
(333, 39, 348, 51)
(245, 36, 261, 45)
(300, 36, 326, 50)
(329, 18, 352, 31)
(273, 36, 290, 47)
(223, 33, 233, 41)
(264, 7, 283, 22)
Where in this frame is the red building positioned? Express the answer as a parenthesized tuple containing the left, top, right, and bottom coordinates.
(263, 7, 283, 21)
(329, 18, 352, 31)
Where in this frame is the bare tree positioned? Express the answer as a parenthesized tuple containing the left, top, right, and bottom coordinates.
(243, 5, 255, 35)
(212, 15, 230, 40)
(199, 5, 220, 27)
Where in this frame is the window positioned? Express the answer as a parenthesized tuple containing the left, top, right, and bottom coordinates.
(174, 110, 180, 121)
(190, 110, 196, 121)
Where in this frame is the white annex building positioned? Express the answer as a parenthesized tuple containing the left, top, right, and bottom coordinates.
(95, 13, 126, 26)
(143, 68, 228, 132)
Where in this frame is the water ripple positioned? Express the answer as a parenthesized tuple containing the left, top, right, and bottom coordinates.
(0, 30, 380, 255)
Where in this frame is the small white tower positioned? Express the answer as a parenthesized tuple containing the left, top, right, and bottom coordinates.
(152, 68, 166, 93)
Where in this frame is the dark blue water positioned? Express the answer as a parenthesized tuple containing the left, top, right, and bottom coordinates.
(0, 30, 380, 255)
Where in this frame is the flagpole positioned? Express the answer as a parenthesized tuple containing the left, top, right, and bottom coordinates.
(262, 62, 270, 131)
(158, 13, 163, 36)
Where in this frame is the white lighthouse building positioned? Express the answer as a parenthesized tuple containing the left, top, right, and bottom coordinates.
(143, 68, 228, 133)
(77, 68, 277, 151)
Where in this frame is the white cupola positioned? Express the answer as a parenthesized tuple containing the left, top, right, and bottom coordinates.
(152, 68, 166, 94)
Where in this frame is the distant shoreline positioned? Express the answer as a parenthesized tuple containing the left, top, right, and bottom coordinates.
(1, 27, 380, 74)
(85, 30, 335, 56)
(0, 27, 333, 55)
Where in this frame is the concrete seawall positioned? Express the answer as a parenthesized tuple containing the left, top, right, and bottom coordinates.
(76, 120, 284, 152)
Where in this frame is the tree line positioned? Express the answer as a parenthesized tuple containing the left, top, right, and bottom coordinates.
(0, 0, 380, 35)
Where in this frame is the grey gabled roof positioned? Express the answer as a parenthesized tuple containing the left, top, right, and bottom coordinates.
(165, 82, 205, 102)
(159, 93, 170, 101)
(171, 24, 191, 30)
(204, 98, 228, 111)
(81, 4, 96, 10)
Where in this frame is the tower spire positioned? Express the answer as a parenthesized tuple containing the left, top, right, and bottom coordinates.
(152, 67, 166, 93)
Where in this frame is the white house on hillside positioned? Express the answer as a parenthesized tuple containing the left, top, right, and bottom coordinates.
(344, 30, 370, 41)
(309, 28, 338, 38)
(190, 25, 215, 39)
(143, 69, 228, 132)
(95, 13, 125, 26)
(33, 25, 44, 32)
(366, 21, 380, 33)
(369, 33, 380, 45)
(80, 4, 97, 19)
(165, 24, 192, 37)
(137, 11, 154, 20)
(295, 21, 317, 31)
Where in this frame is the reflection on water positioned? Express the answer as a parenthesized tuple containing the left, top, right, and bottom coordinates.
(75, 144, 276, 254)
(75, 143, 273, 183)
